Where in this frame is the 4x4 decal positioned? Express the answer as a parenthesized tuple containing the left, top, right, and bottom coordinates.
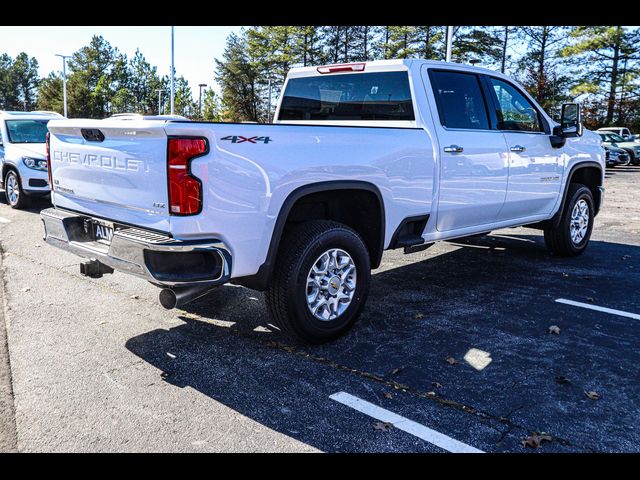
(220, 135, 272, 144)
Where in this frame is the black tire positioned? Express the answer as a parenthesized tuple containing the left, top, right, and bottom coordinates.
(4, 170, 30, 209)
(544, 183, 594, 257)
(264, 220, 371, 344)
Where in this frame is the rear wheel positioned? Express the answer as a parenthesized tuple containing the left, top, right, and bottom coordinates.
(264, 220, 371, 343)
(4, 170, 30, 209)
(544, 183, 594, 257)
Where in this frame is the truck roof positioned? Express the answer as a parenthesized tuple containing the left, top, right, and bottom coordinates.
(286, 58, 503, 78)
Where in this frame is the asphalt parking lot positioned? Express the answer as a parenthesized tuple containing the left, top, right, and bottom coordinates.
(0, 166, 639, 453)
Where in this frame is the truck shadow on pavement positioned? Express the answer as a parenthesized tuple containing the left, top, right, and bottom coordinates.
(124, 231, 640, 452)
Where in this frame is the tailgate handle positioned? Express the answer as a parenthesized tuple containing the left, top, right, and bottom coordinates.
(81, 128, 105, 142)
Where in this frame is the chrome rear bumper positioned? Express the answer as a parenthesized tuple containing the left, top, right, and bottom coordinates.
(40, 208, 231, 287)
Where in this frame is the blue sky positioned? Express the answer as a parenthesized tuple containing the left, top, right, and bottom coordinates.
(0, 26, 243, 97)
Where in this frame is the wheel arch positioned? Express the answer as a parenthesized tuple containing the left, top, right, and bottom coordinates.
(233, 180, 385, 291)
(549, 161, 603, 229)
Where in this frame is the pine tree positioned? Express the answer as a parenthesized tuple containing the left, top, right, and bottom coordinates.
(215, 32, 263, 122)
(516, 26, 571, 112)
(561, 26, 640, 125)
(0, 52, 40, 110)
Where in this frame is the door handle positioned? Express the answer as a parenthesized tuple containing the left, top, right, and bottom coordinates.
(510, 145, 526, 153)
(444, 145, 464, 153)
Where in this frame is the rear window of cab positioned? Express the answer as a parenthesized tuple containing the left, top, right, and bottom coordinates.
(278, 71, 415, 121)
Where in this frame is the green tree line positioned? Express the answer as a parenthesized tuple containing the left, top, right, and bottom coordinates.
(1, 27, 639, 130)
(1, 35, 224, 120)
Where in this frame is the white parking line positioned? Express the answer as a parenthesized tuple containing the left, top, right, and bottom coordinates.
(329, 391, 484, 453)
(0, 216, 10, 224)
(556, 298, 640, 321)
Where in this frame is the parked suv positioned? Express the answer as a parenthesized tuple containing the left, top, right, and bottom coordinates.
(41, 60, 605, 343)
(0, 111, 62, 208)
(598, 131, 640, 165)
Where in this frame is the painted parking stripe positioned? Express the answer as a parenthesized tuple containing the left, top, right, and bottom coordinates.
(556, 298, 640, 321)
(329, 391, 484, 453)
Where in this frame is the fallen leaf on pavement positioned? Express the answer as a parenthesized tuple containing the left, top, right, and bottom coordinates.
(548, 325, 561, 334)
(374, 421, 393, 431)
(130, 294, 139, 299)
(622, 255, 631, 260)
(414, 313, 425, 319)
(522, 432, 553, 448)
(446, 357, 459, 365)
(384, 392, 394, 399)
(21, 287, 30, 292)
(585, 390, 601, 400)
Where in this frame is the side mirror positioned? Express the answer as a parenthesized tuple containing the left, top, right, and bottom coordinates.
(560, 102, 583, 137)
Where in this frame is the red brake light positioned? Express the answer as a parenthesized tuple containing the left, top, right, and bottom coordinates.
(46, 131, 52, 188)
(167, 137, 207, 216)
(316, 63, 366, 74)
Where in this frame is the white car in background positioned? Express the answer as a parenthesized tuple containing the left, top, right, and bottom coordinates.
(0, 111, 62, 209)
(597, 127, 636, 142)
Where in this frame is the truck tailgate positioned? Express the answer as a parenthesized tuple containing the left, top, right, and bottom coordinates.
(47, 119, 171, 232)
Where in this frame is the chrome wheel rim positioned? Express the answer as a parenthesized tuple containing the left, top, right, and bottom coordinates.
(570, 199, 589, 244)
(6, 173, 18, 205)
(306, 248, 356, 321)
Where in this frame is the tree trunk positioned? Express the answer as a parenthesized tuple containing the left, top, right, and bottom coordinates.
(363, 26, 369, 61)
(403, 32, 408, 58)
(501, 26, 509, 73)
(425, 27, 431, 58)
(385, 27, 390, 59)
(617, 56, 628, 123)
(537, 27, 548, 102)
(344, 28, 349, 62)
(606, 29, 621, 125)
(303, 32, 308, 67)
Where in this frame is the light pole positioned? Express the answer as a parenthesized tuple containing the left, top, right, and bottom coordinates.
(198, 83, 207, 119)
(445, 26, 453, 62)
(156, 88, 163, 115)
(55, 54, 71, 117)
(267, 78, 272, 123)
(170, 26, 175, 115)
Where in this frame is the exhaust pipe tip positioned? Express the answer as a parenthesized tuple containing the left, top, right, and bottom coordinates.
(159, 285, 219, 310)
(159, 288, 178, 309)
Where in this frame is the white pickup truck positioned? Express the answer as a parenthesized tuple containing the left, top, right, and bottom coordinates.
(41, 59, 605, 343)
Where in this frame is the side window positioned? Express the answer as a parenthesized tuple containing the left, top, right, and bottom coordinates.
(428, 70, 490, 130)
(488, 77, 542, 132)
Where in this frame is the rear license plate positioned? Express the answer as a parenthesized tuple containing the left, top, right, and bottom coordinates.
(92, 221, 114, 245)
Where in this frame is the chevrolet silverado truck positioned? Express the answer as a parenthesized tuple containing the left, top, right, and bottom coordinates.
(41, 59, 605, 343)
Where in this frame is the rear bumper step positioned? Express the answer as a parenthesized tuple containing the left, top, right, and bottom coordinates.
(40, 207, 232, 287)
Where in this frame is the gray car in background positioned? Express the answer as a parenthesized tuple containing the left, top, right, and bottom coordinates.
(598, 132, 640, 165)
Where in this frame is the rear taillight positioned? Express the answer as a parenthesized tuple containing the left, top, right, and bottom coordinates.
(316, 63, 366, 74)
(46, 132, 52, 188)
(167, 137, 207, 216)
